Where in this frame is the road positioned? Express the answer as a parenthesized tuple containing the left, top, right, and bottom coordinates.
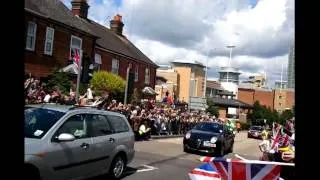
(91, 131, 262, 180)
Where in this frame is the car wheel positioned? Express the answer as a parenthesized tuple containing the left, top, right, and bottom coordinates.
(183, 146, 189, 153)
(109, 154, 126, 180)
(216, 144, 224, 157)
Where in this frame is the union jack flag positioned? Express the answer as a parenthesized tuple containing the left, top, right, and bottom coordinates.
(189, 163, 222, 180)
(196, 158, 281, 180)
(69, 48, 81, 68)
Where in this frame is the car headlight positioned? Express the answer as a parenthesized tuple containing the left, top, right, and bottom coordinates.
(210, 137, 217, 143)
(185, 132, 191, 139)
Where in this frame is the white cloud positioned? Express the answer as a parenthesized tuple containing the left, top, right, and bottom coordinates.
(62, 0, 294, 88)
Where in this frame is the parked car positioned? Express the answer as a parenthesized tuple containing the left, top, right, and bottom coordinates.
(247, 126, 263, 139)
(183, 122, 235, 157)
(25, 104, 135, 180)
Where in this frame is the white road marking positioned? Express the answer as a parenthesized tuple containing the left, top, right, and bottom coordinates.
(235, 154, 248, 161)
(136, 165, 158, 173)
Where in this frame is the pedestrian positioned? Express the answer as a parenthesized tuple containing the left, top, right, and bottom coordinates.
(236, 121, 241, 133)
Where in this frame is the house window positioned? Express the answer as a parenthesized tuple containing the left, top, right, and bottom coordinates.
(135, 66, 139, 82)
(69, 35, 82, 66)
(279, 95, 282, 99)
(94, 54, 102, 71)
(26, 21, 37, 51)
(279, 102, 282, 107)
(145, 67, 150, 84)
(44, 27, 55, 55)
(112, 59, 119, 74)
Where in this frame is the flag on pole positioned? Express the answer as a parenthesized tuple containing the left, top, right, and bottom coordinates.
(69, 48, 81, 68)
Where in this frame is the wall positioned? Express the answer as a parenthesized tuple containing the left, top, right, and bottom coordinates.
(238, 88, 255, 105)
(25, 13, 95, 77)
(193, 66, 205, 97)
(286, 90, 295, 109)
(218, 107, 227, 119)
(174, 67, 191, 103)
(95, 48, 156, 90)
(238, 88, 274, 109)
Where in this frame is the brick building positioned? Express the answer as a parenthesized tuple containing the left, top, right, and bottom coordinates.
(24, 0, 157, 90)
(238, 87, 295, 112)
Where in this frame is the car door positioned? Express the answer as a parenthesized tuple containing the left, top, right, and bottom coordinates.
(106, 115, 135, 156)
(86, 114, 116, 174)
(46, 113, 95, 180)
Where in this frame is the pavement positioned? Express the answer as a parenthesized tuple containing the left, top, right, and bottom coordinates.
(90, 131, 262, 180)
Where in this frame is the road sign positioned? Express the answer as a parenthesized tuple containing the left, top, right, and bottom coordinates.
(189, 96, 207, 111)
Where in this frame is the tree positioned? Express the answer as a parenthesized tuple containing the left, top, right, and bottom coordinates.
(90, 71, 126, 97)
(248, 101, 280, 125)
(206, 99, 219, 117)
(47, 72, 72, 94)
(279, 109, 294, 124)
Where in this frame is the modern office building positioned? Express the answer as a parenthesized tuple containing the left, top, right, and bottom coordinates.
(287, 45, 295, 89)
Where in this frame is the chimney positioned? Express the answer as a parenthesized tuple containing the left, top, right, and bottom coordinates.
(71, 0, 89, 19)
(110, 14, 124, 35)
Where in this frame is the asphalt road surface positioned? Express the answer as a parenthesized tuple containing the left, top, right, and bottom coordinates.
(90, 131, 262, 180)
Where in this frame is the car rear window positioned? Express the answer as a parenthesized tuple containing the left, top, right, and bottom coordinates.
(107, 115, 130, 133)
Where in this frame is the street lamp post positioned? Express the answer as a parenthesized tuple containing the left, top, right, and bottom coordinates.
(203, 48, 216, 98)
(226, 45, 236, 83)
(124, 63, 132, 105)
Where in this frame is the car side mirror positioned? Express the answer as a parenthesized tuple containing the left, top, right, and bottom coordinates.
(57, 133, 75, 142)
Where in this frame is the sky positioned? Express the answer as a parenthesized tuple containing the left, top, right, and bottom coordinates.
(62, 0, 294, 87)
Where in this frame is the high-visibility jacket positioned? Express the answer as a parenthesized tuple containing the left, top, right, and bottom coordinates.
(261, 130, 268, 140)
(139, 124, 146, 135)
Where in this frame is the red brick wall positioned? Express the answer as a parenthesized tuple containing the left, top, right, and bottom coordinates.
(254, 90, 274, 109)
(95, 48, 156, 90)
(238, 88, 274, 110)
(218, 107, 227, 119)
(286, 91, 295, 109)
(238, 88, 255, 105)
(24, 13, 95, 77)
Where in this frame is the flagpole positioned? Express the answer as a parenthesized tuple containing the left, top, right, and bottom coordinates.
(76, 49, 83, 104)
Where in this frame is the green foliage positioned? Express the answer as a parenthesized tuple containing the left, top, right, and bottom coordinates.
(292, 105, 295, 116)
(47, 72, 72, 94)
(90, 71, 125, 96)
(79, 83, 88, 95)
(279, 109, 294, 124)
(249, 101, 280, 125)
(206, 99, 219, 117)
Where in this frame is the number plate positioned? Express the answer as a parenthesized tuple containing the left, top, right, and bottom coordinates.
(203, 141, 216, 147)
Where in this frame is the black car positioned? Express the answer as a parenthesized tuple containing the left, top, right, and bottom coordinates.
(247, 126, 263, 139)
(183, 122, 235, 156)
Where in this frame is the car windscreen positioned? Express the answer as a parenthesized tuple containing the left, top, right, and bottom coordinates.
(250, 126, 262, 131)
(193, 123, 223, 133)
(25, 108, 65, 139)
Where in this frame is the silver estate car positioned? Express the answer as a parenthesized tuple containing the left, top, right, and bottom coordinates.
(25, 104, 135, 180)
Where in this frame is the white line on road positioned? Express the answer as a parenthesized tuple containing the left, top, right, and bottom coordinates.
(235, 154, 248, 161)
(136, 165, 158, 172)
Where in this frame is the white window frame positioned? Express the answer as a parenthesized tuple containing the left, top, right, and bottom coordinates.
(94, 53, 102, 71)
(70, 35, 82, 50)
(135, 65, 139, 82)
(44, 27, 55, 55)
(26, 21, 37, 51)
(145, 67, 150, 84)
(112, 59, 119, 74)
(69, 35, 82, 62)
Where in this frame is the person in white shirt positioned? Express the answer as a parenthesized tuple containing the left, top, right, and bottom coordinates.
(86, 84, 93, 101)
